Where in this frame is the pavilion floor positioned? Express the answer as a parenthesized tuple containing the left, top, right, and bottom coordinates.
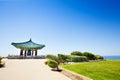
(0, 59, 71, 80)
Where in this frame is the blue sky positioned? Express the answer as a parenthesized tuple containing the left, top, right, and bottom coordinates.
(0, 0, 120, 56)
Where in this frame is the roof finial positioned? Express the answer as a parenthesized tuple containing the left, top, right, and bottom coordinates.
(29, 38, 32, 42)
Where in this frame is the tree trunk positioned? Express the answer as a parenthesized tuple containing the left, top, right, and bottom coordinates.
(56, 66, 59, 71)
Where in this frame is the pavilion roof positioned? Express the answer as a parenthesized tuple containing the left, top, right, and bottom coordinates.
(11, 39, 45, 50)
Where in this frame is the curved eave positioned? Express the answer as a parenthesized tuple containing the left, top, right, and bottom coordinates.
(11, 41, 45, 50)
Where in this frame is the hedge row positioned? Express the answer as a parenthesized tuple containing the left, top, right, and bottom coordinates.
(68, 56, 88, 62)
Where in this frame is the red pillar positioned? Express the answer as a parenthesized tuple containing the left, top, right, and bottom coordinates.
(20, 50, 23, 56)
(24, 50, 26, 57)
(35, 50, 37, 56)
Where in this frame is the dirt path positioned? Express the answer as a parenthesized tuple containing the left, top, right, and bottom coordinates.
(0, 59, 71, 80)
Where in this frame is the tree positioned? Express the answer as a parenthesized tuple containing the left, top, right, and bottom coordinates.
(47, 60, 60, 70)
(46, 54, 60, 64)
(83, 52, 96, 60)
(46, 54, 60, 71)
(71, 51, 83, 56)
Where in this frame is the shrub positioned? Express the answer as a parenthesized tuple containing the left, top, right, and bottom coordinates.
(58, 54, 69, 63)
(0, 56, 2, 63)
(96, 55, 104, 60)
(71, 51, 83, 56)
(0, 56, 5, 68)
(70, 55, 88, 62)
(83, 52, 96, 60)
(64, 55, 72, 62)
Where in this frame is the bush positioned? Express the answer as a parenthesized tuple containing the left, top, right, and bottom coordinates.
(0, 56, 5, 68)
(71, 51, 83, 56)
(83, 52, 96, 60)
(58, 54, 69, 63)
(47, 59, 59, 70)
(64, 55, 72, 62)
(69, 55, 88, 62)
(96, 55, 104, 60)
(0, 56, 2, 63)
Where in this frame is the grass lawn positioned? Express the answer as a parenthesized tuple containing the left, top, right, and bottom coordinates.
(62, 60, 120, 80)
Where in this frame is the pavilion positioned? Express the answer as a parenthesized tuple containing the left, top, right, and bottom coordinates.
(11, 39, 45, 57)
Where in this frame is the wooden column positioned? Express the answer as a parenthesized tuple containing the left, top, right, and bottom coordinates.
(35, 50, 37, 56)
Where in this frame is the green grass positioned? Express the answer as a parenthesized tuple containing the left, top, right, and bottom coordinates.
(62, 60, 120, 80)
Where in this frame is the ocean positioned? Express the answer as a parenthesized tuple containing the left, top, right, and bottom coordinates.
(104, 56, 120, 60)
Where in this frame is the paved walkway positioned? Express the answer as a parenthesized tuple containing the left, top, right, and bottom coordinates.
(0, 59, 71, 80)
